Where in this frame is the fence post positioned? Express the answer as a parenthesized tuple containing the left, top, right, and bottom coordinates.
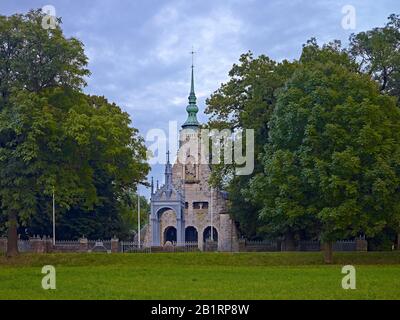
(356, 238, 368, 251)
(30, 236, 46, 253)
(238, 239, 246, 252)
(79, 237, 88, 252)
(44, 236, 53, 253)
(111, 236, 119, 253)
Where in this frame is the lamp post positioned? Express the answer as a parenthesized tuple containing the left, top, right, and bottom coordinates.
(137, 192, 141, 249)
(210, 187, 214, 241)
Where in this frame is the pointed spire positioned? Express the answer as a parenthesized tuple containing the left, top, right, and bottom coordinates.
(182, 49, 199, 129)
(165, 150, 172, 190)
(190, 60, 195, 97)
(188, 49, 196, 104)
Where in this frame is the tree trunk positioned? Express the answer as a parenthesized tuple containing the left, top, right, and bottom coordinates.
(323, 242, 333, 264)
(6, 211, 19, 257)
(397, 233, 400, 251)
(284, 232, 296, 251)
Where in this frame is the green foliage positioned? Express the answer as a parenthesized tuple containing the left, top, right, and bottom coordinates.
(349, 14, 400, 102)
(2, 87, 149, 238)
(208, 15, 400, 242)
(205, 52, 297, 238)
(249, 41, 400, 242)
(0, 10, 89, 104)
(119, 193, 150, 239)
(0, 10, 149, 241)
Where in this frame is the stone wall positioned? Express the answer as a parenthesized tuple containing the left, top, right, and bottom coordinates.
(146, 126, 240, 251)
(356, 239, 368, 252)
(30, 236, 53, 253)
(0, 237, 120, 254)
(159, 209, 177, 243)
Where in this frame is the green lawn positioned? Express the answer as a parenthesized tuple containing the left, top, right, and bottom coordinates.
(0, 252, 399, 299)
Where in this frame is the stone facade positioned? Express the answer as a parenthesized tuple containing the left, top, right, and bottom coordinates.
(145, 64, 239, 251)
(145, 144, 239, 251)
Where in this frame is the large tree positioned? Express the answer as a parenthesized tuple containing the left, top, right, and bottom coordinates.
(248, 41, 400, 262)
(0, 10, 149, 256)
(19, 92, 149, 241)
(205, 52, 297, 238)
(349, 14, 400, 103)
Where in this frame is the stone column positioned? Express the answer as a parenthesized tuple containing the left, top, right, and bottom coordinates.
(151, 217, 160, 246)
(79, 237, 88, 252)
(30, 236, 45, 253)
(43, 236, 53, 253)
(176, 216, 185, 246)
(356, 238, 368, 251)
(111, 237, 119, 253)
(238, 239, 246, 252)
(219, 214, 236, 252)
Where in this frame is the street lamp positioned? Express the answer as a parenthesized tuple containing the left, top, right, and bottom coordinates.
(137, 192, 141, 249)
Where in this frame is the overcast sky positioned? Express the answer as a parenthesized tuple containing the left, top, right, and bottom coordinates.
(1, 0, 399, 197)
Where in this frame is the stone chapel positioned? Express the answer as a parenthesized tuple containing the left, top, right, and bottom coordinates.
(143, 63, 239, 251)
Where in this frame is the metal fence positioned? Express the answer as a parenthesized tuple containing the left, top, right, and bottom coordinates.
(158, 241, 200, 252)
(243, 240, 279, 252)
(333, 240, 357, 251)
(17, 240, 32, 253)
(55, 240, 79, 247)
(53, 240, 80, 252)
(88, 240, 112, 253)
(295, 240, 358, 252)
(239, 239, 360, 252)
(1, 237, 362, 254)
(120, 241, 200, 253)
(178, 241, 200, 252)
(120, 241, 151, 253)
(297, 240, 321, 252)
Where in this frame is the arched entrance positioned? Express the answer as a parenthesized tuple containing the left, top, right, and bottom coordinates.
(203, 226, 218, 242)
(164, 226, 177, 243)
(185, 226, 198, 242)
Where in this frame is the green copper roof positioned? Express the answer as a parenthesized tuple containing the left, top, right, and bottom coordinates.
(182, 65, 200, 128)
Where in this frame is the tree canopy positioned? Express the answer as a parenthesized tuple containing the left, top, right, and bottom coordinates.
(0, 10, 149, 255)
(248, 42, 400, 249)
(205, 52, 297, 238)
(349, 14, 400, 102)
(206, 14, 400, 254)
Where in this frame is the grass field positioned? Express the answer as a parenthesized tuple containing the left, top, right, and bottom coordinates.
(0, 252, 399, 300)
